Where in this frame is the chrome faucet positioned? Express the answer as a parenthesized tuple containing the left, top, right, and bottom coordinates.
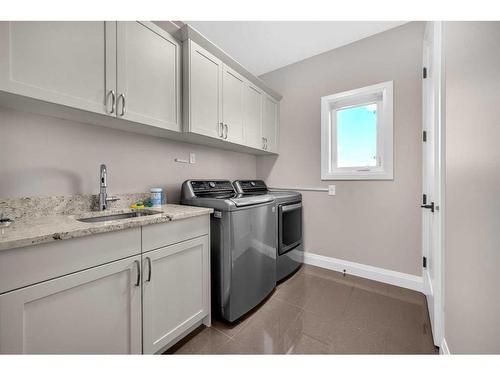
(99, 164, 120, 211)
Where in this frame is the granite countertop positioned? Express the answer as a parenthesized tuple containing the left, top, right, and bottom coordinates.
(0, 204, 213, 252)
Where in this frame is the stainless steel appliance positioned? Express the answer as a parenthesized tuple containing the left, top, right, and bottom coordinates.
(233, 180, 303, 282)
(181, 180, 276, 322)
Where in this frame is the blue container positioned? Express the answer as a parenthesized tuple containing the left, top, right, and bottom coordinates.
(150, 188, 163, 207)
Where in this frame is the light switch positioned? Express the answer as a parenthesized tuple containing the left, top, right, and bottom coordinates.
(328, 185, 336, 196)
(189, 153, 196, 164)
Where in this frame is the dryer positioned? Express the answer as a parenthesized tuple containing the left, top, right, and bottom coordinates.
(233, 180, 304, 282)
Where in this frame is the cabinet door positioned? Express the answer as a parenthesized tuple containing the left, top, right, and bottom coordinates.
(142, 236, 209, 354)
(0, 255, 142, 354)
(263, 95, 279, 153)
(185, 40, 223, 139)
(116, 22, 181, 131)
(222, 65, 245, 144)
(0, 21, 116, 115)
(243, 83, 263, 149)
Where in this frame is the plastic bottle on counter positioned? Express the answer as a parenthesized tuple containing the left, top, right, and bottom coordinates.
(150, 188, 163, 207)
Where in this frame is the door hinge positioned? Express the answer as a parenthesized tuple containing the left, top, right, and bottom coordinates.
(423, 67, 428, 79)
(423, 130, 427, 142)
(423, 256, 427, 269)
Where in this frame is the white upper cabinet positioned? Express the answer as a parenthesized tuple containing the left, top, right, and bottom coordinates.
(116, 22, 181, 131)
(184, 39, 223, 139)
(0, 22, 281, 154)
(243, 83, 263, 149)
(181, 31, 281, 153)
(0, 255, 142, 354)
(222, 65, 245, 144)
(0, 21, 181, 131)
(262, 94, 279, 153)
(0, 21, 116, 116)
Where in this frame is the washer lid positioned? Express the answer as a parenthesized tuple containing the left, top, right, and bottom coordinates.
(269, 190, 302, 201)
(230, 194, 274, 207)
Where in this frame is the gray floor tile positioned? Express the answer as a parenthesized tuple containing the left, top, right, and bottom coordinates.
(288, 334, 330, 354)
(223, 298, 303, 354)
(165, 326, 230, 354)
(168, 265, 439, 355)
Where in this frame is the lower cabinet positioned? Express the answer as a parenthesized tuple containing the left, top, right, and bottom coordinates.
(0, 255, 142, 354)
(142, 236, 209, 354)
(0, 218, 210, 354)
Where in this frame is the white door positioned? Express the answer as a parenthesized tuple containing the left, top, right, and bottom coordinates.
(0, 21, 116, 116)
(262, 95, 279, 152)
(116, 22, 181, 131)
(186, 40, 223, 139)
(222, 65, 245, 144)
(142, 236, 209, 354)
(422, 21, 444, 347)
(243, 83, 263, 149)
(0, 255, 142, 354)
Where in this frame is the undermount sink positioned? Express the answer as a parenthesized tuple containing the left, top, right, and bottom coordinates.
(77, 210, 162, 223)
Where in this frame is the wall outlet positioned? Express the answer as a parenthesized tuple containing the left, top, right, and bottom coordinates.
(328, 185, 336, 196)
(189, 153, 196, 164)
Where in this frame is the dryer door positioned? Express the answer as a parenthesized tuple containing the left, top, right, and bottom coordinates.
(278, 202, 303, 255)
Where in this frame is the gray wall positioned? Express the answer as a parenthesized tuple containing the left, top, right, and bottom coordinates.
(258, 22, 424, 276)
(0, 107, 257, 202)
(444, 22, 500, 354)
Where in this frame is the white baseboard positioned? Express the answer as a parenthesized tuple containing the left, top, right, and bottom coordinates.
(303, 252, 424, 292)
(440, 338, 450, 355)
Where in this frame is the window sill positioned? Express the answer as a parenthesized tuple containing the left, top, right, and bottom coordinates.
(321, 171, 393, 181)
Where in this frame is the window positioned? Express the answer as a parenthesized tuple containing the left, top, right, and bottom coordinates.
(321, 81, 393, 180)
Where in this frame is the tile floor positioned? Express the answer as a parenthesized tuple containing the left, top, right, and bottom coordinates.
(166, 265, 438, 354)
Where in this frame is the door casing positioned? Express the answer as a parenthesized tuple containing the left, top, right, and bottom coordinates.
(422, 21, 445, 348)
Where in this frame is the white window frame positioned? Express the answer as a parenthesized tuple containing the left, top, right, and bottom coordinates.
(321, 81, 393, 180)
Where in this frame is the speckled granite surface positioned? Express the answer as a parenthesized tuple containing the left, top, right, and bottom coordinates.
(0, 195, 212, 251)
(0, 193, 153, 221)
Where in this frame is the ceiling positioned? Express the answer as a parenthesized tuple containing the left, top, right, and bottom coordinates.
(186, 21, 408, 76)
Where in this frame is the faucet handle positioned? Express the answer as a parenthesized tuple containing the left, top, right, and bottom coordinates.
(106, 196, 120, 203)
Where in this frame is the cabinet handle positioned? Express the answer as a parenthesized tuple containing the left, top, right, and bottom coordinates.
(224, 124, 228, 139)
(134, 260, 141, 286)
(118, 93, 126, 116)
(146, 257, 152, 282)
(106, 90, 116, 114)
(219, 122, 224, 138)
